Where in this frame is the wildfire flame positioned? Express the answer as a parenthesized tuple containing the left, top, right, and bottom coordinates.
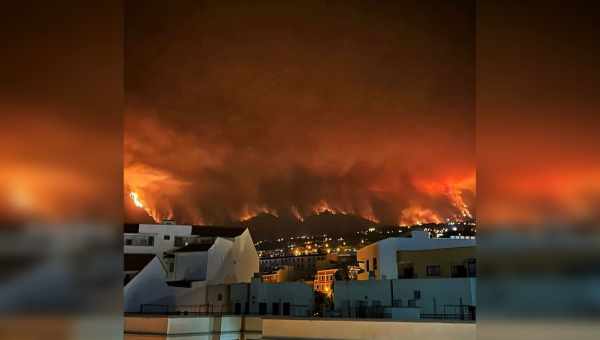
(399, 205, 442, 226)
(447, 187, 472, 219)
(312, 200, 353, 216)
(129, 191, 144, 208)
(291, 206, 304, 222)
(125, 167, 474, 225)
(239, 205, 279, 221)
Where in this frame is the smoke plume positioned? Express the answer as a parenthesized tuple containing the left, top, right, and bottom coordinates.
(124, 0, 476, 230)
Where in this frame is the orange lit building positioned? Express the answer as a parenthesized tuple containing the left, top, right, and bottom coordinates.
(262, 272, 280, 283)
(313, 268, 339, 296)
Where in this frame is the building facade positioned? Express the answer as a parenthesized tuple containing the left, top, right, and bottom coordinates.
(357, 230, 476, 280)
(397, 246, 476, 279)
(313, 268, 340, 296)
(230, 278, 314, 317)
(333, 277, 476, 320)
(259, 253, 327, 279)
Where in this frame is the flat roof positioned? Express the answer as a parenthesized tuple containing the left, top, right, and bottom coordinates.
(123, 223, 246, 238)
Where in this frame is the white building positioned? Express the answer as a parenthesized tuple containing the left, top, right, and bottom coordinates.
(124, 223, 259, 313)
(333, 277, 476, 320)
(230, 277, 314, 317)
(124, 223, 248, 256)
(357, 230, 476, 280)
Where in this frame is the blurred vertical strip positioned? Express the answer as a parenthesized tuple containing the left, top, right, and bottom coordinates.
(0, 1, 123, 339)
(477, 1, 600, 339)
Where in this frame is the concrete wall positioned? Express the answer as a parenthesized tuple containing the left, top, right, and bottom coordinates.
(124, 257, 178, 313)
(125, 315, 263, 340)
(334, 278, 476, 316)
(231, 280, 314, 317)
(125, 315, 474, 340)
(261, 318, 475, 340)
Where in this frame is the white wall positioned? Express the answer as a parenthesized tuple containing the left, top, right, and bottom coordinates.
(124, 257, 178, 313)
(261, 318, 475, 340)
(392, 278, 476, 314)
(230, 280, 314, 316)
(225, 229, 260, 284)
(206, 229, 259, 285)
(124, 316, 474, 340)
(173, 251, 209, 281)
(333, 278, 476, 316)
(124, 315, 263, 340)
(125, 224, 192, 255)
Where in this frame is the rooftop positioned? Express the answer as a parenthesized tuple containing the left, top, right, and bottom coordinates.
(123, 223, 246, 238)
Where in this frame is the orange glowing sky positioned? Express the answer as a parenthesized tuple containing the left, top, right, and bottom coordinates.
(124, 0, 476, 228)
(3, 1, 598, 232)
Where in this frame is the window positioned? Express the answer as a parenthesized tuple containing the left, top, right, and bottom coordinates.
(164, 235, 170, 240)
(283, 302, 290, 315)
(169, 262, 174, 273)
(366, 260, 370, 272)
(174, 237, 184, 247)
(148, 236, 154, 246)
(259, 303, 267, 315)
(217, 293, 223, 301)
(399, 262, 415, 278)
(426, 265, 441, 277)
(413, 290, 421, 299)
(373, 257, 378, 270)
(451, 264, 467, 277)
(125, 239, 132, 246)
(466, 258, 477, 277)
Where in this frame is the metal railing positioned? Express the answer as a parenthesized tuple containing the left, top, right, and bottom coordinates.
(138, 303, 230, 315)
(134, 303, 312, 317)
(133, 303, 475, 321)
(421, 305, 476, 321)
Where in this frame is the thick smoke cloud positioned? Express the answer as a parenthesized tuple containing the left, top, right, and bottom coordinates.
(124, 0, 476, 230)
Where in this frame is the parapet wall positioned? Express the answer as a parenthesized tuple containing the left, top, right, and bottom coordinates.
(125, 315, 474, 340)
(261, 317, 475, 340)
